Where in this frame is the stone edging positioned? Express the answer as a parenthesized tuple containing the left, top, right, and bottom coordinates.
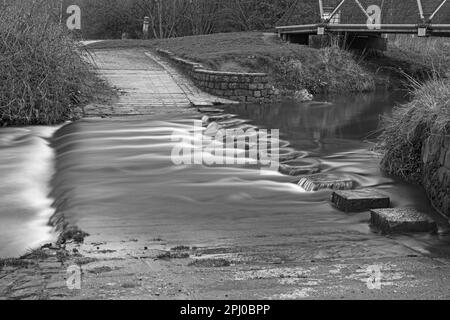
(156, 49, 278, 103)
(422, 130, 450, 218)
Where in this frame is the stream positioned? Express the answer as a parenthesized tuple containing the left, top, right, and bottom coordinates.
(1, 90, 448, 258)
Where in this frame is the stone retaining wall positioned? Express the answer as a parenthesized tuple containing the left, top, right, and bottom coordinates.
(157, 49, 277, 103)
(422, 127, 450, 217)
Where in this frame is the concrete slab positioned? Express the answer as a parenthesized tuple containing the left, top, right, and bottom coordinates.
(197, 107, 225, 114)
(298, 174, 355, 192)
(370, 208, 438, 234)
(279, 163, 320, 176)
(331, 189, 390, 212)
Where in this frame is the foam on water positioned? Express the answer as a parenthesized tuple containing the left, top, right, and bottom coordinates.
(0, 126, 59, 257)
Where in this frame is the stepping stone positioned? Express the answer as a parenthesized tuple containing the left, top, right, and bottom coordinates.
(279, 151, 308, 162)
(208, 114, 236, 122)
(192, 101, 214, 107)
(298, 174, 355, 192)
(370, 208, 438, 234)
(204, 122, 222, 136)
(197, 107, 224, 113)
(331, 188, 390, 212)
(279, 159, 320, 176)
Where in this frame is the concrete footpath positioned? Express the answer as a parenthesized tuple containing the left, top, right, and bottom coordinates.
(1, 49, 450, 300)
(84, 48, 234, 117)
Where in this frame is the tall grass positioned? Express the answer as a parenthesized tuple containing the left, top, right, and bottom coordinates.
(275, 44, 375, 94)
(390, 35, 450, 78)
(379, 77, 450, 183)
(0, 0, 101, 126)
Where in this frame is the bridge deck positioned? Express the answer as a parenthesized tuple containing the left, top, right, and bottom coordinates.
(276, 24, 450, 37)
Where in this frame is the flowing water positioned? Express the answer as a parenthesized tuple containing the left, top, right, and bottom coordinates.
(1, 91, 449, 258)
(0, 126, 59, 257)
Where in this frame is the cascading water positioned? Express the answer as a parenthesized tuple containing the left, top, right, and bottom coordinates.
(298, 174, 355, 192)
(0, 90, 447, 258)
(0, 126, 59, 257)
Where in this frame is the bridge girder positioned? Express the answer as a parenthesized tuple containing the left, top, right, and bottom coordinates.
(277, 0, 450, 39)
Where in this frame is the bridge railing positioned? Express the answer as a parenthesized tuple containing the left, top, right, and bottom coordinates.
(277, 0, 450, 37)
(278, 0, 450, 26)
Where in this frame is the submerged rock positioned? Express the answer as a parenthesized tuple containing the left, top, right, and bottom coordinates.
(201, 115, 209, 125)
(204, 122, 221, 136)
(370, 208, 438, 234)
(331, 189, 390, 212)
(298, 174, 355, 192)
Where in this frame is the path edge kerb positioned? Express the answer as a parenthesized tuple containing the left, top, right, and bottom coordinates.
(156, 49, 278, 103)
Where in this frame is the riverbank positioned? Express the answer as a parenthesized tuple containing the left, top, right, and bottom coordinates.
(379, 78, 450, 218)
(85, 32, 449, 98)
(85, 32, 374, 96)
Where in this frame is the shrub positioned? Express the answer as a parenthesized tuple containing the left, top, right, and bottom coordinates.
(273, 45, 375, 94)
(0, 0, 102, 126)
(379, 78, 450, 183)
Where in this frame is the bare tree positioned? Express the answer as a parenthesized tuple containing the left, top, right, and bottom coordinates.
(134, 0, 190, 38)
(185, 0, 220, 35)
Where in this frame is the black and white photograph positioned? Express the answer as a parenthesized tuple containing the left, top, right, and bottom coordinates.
(0, 0, 449, 306)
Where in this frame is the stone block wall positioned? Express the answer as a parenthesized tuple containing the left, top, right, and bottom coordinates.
(157, 49, 277, 103)
(422, 127, 450, 217)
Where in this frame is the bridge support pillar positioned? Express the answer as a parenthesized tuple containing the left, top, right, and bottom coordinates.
(309, 35, 335, 49)
(282, 33, 310, 45)
(308, 34, 387, 51)
(345, 34, 388, 51)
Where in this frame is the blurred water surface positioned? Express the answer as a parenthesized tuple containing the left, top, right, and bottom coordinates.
(1, 90, 448, 258)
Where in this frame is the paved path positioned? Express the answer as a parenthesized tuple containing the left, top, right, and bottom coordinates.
(85, 49, 234, 117)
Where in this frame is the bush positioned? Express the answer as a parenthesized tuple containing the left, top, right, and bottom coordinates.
(274, 46, 375, 94)
(0, 0, 102, 126)
(143, 32, 375, 94)
(379, 78, 450, 183)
